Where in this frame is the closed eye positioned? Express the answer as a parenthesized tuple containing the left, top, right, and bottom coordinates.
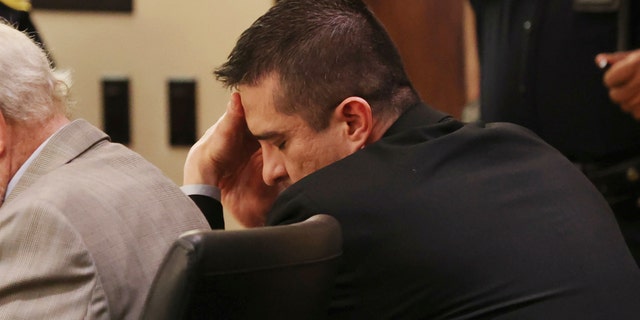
(253, 131, 286, 150)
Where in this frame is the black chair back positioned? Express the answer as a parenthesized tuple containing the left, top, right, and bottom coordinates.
(140, 214, 342, 320)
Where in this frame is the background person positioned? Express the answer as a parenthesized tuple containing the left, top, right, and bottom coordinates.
(469, 0, 640, 265)
(0, 21, 209, 319)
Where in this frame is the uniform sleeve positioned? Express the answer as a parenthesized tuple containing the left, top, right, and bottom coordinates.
(0, 202, 109, 319)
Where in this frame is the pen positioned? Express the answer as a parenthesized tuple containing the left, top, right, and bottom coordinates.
(597, 57, 610, 71)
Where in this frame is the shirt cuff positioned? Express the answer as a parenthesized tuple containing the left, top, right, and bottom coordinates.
(181, 184, 221, 202)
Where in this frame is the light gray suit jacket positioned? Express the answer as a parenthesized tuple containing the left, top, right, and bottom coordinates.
(0, 120, 210, 319)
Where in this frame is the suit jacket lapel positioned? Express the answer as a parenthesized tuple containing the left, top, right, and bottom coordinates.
(5, 119, 109, 204)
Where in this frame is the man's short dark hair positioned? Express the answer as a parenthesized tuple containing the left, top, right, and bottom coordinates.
(214, 0, 420, 131)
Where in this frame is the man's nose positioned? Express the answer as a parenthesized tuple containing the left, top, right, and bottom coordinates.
(261, 149, 287, 186)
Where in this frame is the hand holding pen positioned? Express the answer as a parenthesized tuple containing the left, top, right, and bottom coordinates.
(596, 49, 640, 119)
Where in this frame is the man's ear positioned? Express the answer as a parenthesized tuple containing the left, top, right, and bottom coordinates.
(333, 97, 373, 151)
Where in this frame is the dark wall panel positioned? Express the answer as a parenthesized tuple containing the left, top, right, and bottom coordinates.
(102, 78, 131, 144)
(32, 0, 132, 12)
(168, 79, 197, 147)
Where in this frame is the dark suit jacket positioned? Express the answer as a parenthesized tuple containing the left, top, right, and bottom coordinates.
(192, 103, 640, 319)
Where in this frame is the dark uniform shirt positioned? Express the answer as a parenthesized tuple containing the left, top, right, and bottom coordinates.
(471, 0, 640, 163)
(471, 0, 640, 266)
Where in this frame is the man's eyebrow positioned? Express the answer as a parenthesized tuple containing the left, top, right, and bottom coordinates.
(253, 131, 283, 141)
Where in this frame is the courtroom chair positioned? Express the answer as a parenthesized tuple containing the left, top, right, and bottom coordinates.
(139, 214, 343, 320)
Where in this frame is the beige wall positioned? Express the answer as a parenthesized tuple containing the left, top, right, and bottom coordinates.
(31, 0, 272, 185)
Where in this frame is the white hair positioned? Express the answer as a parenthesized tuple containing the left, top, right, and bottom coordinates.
(0, 20, 70, 123)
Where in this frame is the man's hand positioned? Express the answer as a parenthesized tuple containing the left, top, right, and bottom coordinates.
(184, 93, 280, 227)
(596, 49, 640, 119)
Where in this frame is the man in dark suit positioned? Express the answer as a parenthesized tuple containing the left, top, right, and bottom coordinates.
(183, 0, 640, 318)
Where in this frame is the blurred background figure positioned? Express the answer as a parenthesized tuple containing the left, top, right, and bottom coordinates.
(0, 0, 54, 66)
(469, 0, 640, 265)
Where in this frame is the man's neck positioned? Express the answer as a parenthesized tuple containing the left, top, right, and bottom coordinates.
(368, 114, 399, 144)
(9, 115, 70, 176)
